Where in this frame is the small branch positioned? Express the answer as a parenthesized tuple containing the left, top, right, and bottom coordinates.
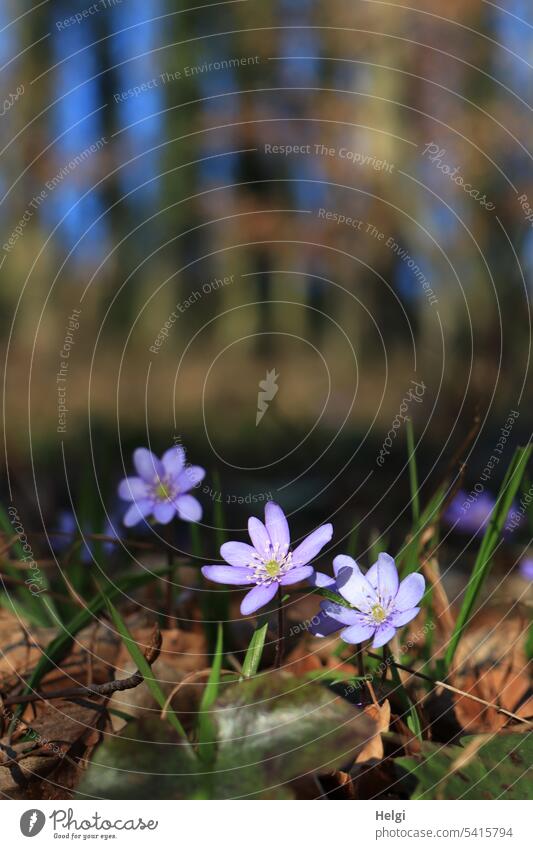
(366, 650, 530, 725)
(3, 626, 162, 707)
(0, 572, 71, 604)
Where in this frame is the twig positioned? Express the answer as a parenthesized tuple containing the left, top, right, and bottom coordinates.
(3, 626, 162, 707)
(0, 572, 71, 604)
(0, 536, 20, 557)
(1, 529, 167, 552)
(439, 411, 481, 517)
(366, 650, 530, 725)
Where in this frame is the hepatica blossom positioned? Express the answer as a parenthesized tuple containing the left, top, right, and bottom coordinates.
(444, 489, 521, 535)
(51, 510, 119, 562)
(443, 490, 495, 534)
(202, 501, 333, 615)
(519, 558, 533, 581)
(118, 447, 205, 527)
(315, 553, 425, 648)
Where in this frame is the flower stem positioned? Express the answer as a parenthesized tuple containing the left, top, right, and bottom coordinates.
(381, 644, 391, 682)
(164, 524, 176, 628)
(274, 585, 285, 669)
(356, 645, 365, 679)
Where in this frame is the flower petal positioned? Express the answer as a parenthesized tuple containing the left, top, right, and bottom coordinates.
(390, 607, 420, 627)
(202, 565, 254, 585)
(133, 448, 164, 482)
(161, 446, 186, 477)
(366, 553, 398, 600)
(340, 621, 376, 645)
(310, 571, 336, 588)
(152, 502, 176, 524)
(333, 554, 358, 576)
(264, 502, 290, 555)
(123, 499, 153, 527)
(394, 573, 425, 611)
(220, 540, 257, 567)
(248, 517, 271, 555)
(309, 607, 342, 637)
(240, 582, 278, 615)
(292, 523, 333, 567)
(117, 476, 148, 502)
(323, 601, 360, 626)
(372, 625, 397, 649)
(279, 565, 314, 585)
(175, 494, 202, 522)
(177, 465, 205, 493)
(333, 558, 377, 611)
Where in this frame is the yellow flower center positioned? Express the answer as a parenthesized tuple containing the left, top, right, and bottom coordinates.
(265, 559, 281, 578)
(156, 482, 171, 501)
(371, 603, 387, 623)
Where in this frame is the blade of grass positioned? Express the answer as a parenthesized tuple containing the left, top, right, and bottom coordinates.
(406, 419, 420, 524)
(387, 648, 423, 741)
(201, 472, 229, 649)
(398, 482, 448, 577)
(212, 470, 226, 552)
(444, 444, 532, 672)
(105, 595, 188, 742)
(197, 622, 223, 765)
(193, 522, 222, 653)
(519, 474, 533, 534)
(10, 566, 171, 728)
(0, 504, 58, 626)
(241, 621, 269, 678)
(369, 528, 388, 564)
(345, 519, 359, 559)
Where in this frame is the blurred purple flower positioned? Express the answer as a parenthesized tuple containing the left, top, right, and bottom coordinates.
(518, 558, 533, 581)
(444, 489, 523, 536)
(202, 501, 333, 615)
(51, 510, 119, 563)
(314, 553, 425, 649)
(444, 490, 496, 534)
(118, 446, 205, 527)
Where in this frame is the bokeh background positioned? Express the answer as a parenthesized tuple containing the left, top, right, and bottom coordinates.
(1, 0, 532, 557)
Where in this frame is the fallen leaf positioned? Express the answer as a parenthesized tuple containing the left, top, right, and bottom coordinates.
(356, 699, 391, 763)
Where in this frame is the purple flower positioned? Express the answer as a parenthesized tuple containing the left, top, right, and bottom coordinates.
(51, 510, 119, 562)
(202, 501, 333, 615)
(519, 558, 533, 581)
(316, 553, 425, 648)
(444, 490, 522, 535)
(444, 490, 496, 534)
(118, 446, 205, 527)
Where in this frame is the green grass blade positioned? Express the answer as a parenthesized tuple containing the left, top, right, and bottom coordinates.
(444, 444, 532, 672)
(242, 621, 269, 678)
(199, 621, 224, 712)
(189, 523, 202, 558)
(197, 622, 223, 764)
(369, 528, 388, 564)
(406, 419, 420, 523)
(345, 520, 359, 558)
(0, 504, 58, 626)
(201, 472, 229, 648)
(11, 566, 171, 722)
(105, 596, 188, 741)
(398, 482, 447, 577)
(212, 470, 226, 551)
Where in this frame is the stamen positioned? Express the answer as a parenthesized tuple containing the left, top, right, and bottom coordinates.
(370, 603, 387, 623)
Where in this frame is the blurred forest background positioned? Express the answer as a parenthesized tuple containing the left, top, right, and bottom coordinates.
(1, 0, 532, 547)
